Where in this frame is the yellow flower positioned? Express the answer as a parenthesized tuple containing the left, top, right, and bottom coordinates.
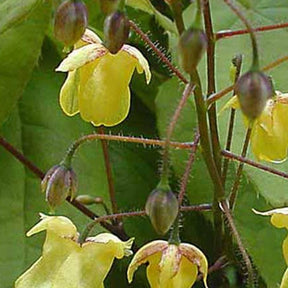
(56, 29, 151, 127)
(253, 208, 288, 288)
(15, 213, 134, 288)
(127, 240, 208, 288)
(222, 92, 288, 163)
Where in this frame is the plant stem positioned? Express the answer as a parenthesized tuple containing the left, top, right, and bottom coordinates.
(203, 0, 222, 174)
(0, 136, 130, 239)
(178, 131, 200, 205)
(190, 71, 225, 200)
(207, 54, 288, 105)
(161, 83, 194, 183)
(97, 127, 118, 215)
(77, 203, 213, 244)
(190, 70, 225, 259)
(223, 0, 259, 70)
(168, 215, 181, 245)
(221, 150, 288, 179)
(169, 1, 185, 35)
(229, 127, 252, 209)
(65, 134, 194, 161)
(222, 54, 243, 185)
(129, 20, 188, 84)
(216, 22, 288, 40)
(220, 200, 256, 287)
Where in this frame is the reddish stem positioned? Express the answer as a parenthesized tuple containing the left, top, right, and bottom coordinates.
(0, 136, 129, 239)
(97, 127, 118, 215)
(222, 150, 288, 179)
(216, 22, 288, 40)
(178, 132, 200, 205)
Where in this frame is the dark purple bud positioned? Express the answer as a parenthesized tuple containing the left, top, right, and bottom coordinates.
(178, 28, 208, 74)
(54, 0, 88, 46)
(41, 164, 77, 209)
(104, 11, 130, 54)
(235, 71, 273, 119)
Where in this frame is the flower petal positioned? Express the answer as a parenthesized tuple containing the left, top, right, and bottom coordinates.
(127, 240, 167, 283)
(180, 243, 208, 288)
(219, 95, 240, 114)
(59, 70, 80, 116)
(78, 51, 138, 126)
(283, 236, 288, 265)
(251, 121, 288, 163)
(159, 245, 181, 287)
(81, 29, 102, 45)
(253, 208, 288, 229)
(27, 213, 77, 238)
(146, 252, 162, 287)
(122, 44, 151, 84)
(56, 43, 107, 72)
(171, 256, 198, 288)
(281, 267, 288, 288)
(87, 233, 134, 258)
(15, 226, 77, 288)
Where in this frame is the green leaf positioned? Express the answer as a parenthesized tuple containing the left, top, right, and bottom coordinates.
(126, 0, 177, 34)
(155, 77, 287, 287)
(0, 0, 51, 126)
(0, 38, 160, 287)
(0, 0, 42, 35)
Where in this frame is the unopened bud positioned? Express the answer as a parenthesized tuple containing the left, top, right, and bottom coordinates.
(104, 11, 130, 54)
(235, 71, 273, 119)
(100, 0, 119, 15)
(75, 195, 96, 205)
(178, 28, 208, 74)
(54, 0, 88, 46)
(41, 164, 77, 209)
(145, 185, 179, 235)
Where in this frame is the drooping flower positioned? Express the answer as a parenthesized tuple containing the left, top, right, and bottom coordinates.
(253, 208, 288, 288)
(127, 240, 208, 288)
(56, 29, 151, 127)
(222, 91, 288, 163)
(15, 214, 134, 288)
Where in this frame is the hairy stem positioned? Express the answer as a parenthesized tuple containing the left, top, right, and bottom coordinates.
(65, 133, 196, 163)
(190, 70, 225, 258)
(216, 22, 288, 40)
(178, 131, 200, 205)
(221, 150, 288, 179)
(220, 200, 256, 287)
(161, 83, 194, 183)
(129, 20, 188, 84)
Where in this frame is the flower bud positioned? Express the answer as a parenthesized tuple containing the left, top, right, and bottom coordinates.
(41, 164, 77, 209)
(178, 28, 208, 74)
(100, 0, 119, 15)
(75, 194, 96, 205)
(54, 0, 88, 46)
(235, 71, 273, 119)
(103, 11, 130, 54)
(145, 185, 179, 235)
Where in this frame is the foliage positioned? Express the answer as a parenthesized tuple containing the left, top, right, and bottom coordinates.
(1, 0, 288, 287)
